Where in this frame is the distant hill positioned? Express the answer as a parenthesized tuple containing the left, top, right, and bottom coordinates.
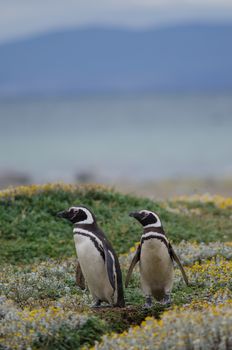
(0, 24, 232, 96)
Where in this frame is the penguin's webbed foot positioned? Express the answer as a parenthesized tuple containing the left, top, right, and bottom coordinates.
(91, 300, 102, 308)
(160, 294, 171, 306)
(143, 296, 153, 309)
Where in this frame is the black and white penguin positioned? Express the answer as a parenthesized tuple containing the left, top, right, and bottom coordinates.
(57, 206, 125, 307)
(126, 210, 188, 307)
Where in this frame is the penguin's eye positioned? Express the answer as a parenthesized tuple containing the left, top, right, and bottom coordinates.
(70, 208, 79, 216)
(141, 212, 149, 219)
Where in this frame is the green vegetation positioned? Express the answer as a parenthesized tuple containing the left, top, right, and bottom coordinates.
(0, 184, 231, 264)
(0, 184, 232, 349)
(33, 317, 106, 350)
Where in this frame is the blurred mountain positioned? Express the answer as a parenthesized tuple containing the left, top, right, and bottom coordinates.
(0, 23, 232, 96)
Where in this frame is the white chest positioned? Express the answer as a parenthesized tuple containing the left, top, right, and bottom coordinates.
(140, 237, 174, 288)
(73, 231, 104, 270)
(73, 230, 114, 303)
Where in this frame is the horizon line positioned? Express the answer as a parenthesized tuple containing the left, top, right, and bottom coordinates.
(1, 19, 232, 46)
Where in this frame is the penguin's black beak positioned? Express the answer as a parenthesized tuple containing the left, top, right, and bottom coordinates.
(57, 210, 67, 218)
(129, 211, 140, 219)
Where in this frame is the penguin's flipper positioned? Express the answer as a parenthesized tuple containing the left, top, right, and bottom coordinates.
(75, 260, 85, 290)
(125, 244, 141, 288)
(169, 243, 189, 286)
(103, 246, 116, 291)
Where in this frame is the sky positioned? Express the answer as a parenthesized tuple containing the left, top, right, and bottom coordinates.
(0, 0, 232, 43)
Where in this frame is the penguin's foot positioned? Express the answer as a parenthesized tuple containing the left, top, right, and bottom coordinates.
(160, 294, 171, 306)
(91, 300, 102, 308)
(143, 296, 153, 309)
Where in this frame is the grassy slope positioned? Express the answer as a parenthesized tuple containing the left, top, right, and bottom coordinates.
(0, 184, 231, 264)
(0, 184, 232, 349)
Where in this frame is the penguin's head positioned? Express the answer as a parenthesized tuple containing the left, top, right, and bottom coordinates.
(57, 206, 95, 224)
(129, 210, 162, 228)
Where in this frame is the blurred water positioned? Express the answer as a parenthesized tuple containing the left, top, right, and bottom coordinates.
(0, 94, 232, 183)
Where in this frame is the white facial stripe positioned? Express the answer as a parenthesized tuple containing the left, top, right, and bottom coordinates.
(70, 207, 94, 224)
(142, 232, 169, 245)
(73, 228, 103, 247)
(140, 210, 150, 214)
(139, 210, 162, 228)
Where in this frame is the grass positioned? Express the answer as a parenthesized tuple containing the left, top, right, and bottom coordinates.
(0, 184, 231, 264)
(0, 184, 232, 349)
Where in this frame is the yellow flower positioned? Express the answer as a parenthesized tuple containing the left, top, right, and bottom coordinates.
(172, 193, 232, 209)
(0, 183, 111, 199)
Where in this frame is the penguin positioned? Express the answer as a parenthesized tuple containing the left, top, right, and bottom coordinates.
(57, 206, 125, 307)
(126, 210, 188, 307)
